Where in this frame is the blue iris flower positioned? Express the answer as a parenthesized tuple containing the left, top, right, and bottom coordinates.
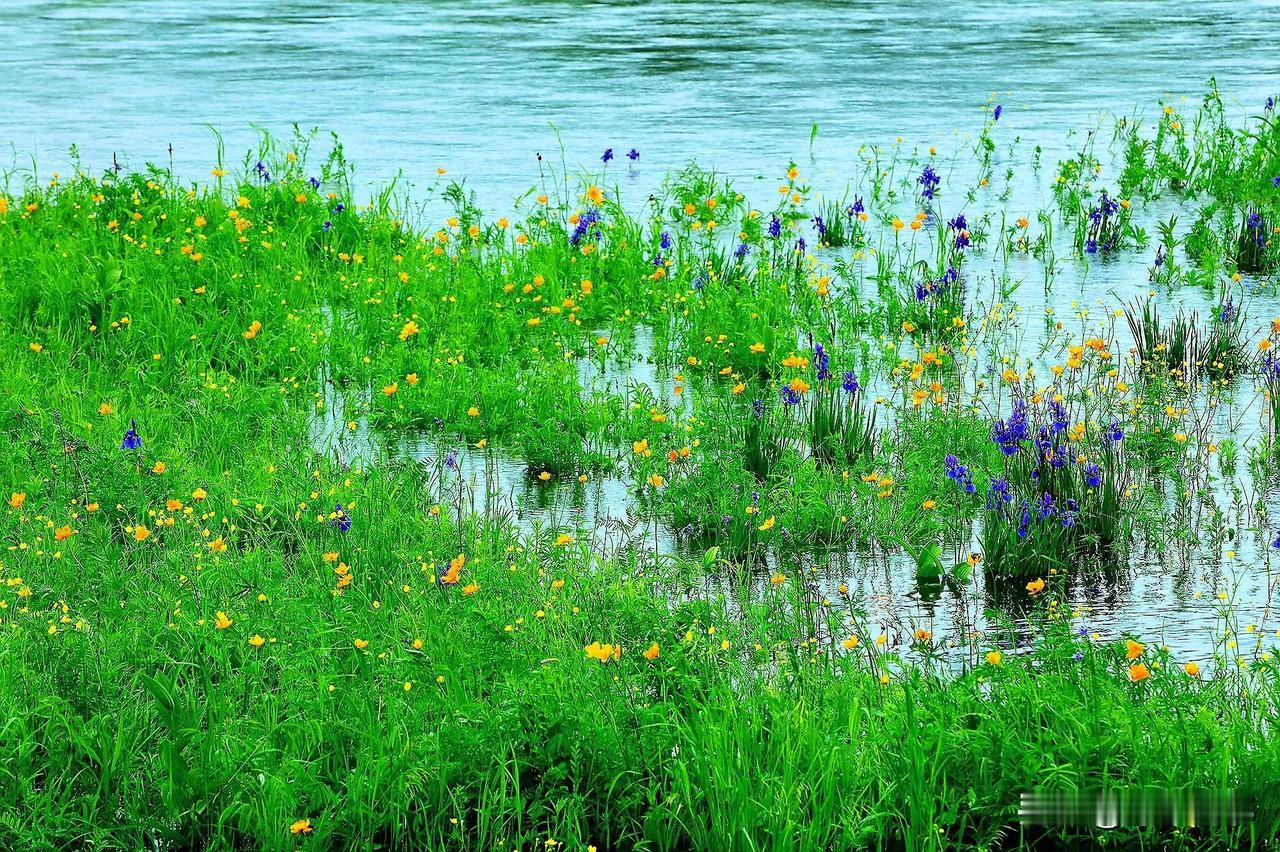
(121, 419, 142, 450)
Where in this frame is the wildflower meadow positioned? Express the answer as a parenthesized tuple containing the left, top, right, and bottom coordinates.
(4, 82, 1280, 850)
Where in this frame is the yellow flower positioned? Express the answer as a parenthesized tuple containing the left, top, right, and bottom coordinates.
(585, 641, 621, 662)
(842, 636, 859, 650)
(1128, 663, 1150, 682)
(290, 819, 312, 835)
(248, 635, 265, 648)
(1184, 661, 1200, 677)
(8, 492, 25, 509)
(1125, 639, 1144, 660)
(586, 186, 604, 204)
(986, 651, 1002, 666)
(383, 382, 399, 396)
(98, 402, 114, 416)
(538, 471, 552, 481)
(29, 342, 43, 353)
(467, 406, 479, 417)
(354, 638, 369, 650)
(214, 611, 233, 630)
(133, 525, 151, 542)
(555, 533, 574, 546)
(758, 515, 776, 531)
(647, 473, 665, 488)
(1025, 577, 1045, 595)
(643, 642, 660, 660)
(769, 572, 786, 585)
(192, 487, 207, 501)
(208, 537, 227, 553)
(152, 461, 166, 474)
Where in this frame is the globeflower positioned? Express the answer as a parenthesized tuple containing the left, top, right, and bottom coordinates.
(585, 641, 621, 663)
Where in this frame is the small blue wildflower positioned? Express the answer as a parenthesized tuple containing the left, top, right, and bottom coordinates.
(627, 148, 639, 161)
(121, 419, 142, 451)
(601, 148, 613, 164)
(917, 165, 941, 201)
(814, 342, 830, 382)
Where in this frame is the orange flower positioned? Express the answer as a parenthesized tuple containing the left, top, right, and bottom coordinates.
(55, 525, 73, 542)
(643, 642, 661, 660)
(8, 492, 25, 509)
(1128, 663, 1150, 682)
(1025, 578, 1045, 595)
(441, 553, 465, 585)
(1125, 639, 1144, 660)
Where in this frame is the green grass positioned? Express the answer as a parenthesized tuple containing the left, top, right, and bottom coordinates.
(2, 91, 1280, 849)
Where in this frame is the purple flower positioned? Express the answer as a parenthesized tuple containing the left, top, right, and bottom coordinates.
(330, 503, 352, 533)
(768, 216, 782, 239)
(841, 371, 859, 394)
(308, 176, 321, 189)
(627, 148, 639, 161)
(1084, 463, 1102, 488)
(120, 419, 142, 451)
(993, 104, 1003, 122)
(569, 209, 601, 245)
(917, 165, 941, 201)
(812, 215, 827, 238)
(780, 386, 802, 406)
(814, 342, 830, 381)
(944, 455, 975, 494)
(1105, 421, 1124, 443)
(601, 148, 614, 164)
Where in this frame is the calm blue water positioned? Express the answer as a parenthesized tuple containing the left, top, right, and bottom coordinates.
(3, 0, 1278, 206)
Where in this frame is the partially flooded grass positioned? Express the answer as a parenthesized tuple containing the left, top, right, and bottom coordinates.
(3, 85, 1280, 848)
